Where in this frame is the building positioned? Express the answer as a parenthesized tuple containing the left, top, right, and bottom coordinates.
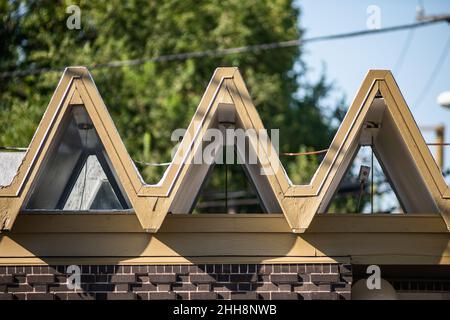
(0, 67, 449, 300)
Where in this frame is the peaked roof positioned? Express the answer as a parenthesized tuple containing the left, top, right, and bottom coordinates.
(286, 70, 450, 230)
(0, 68, 448, 233)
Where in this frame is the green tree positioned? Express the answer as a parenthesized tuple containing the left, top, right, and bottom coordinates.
(0, 0, 345, 211)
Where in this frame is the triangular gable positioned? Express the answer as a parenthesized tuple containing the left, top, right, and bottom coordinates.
(286, 70, 450, 230)
(0, 67, 151, 230)
(1, 68, 449, 233)
(135, 68, 289, 230)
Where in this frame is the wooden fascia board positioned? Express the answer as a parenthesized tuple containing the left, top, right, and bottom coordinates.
(9, 213, 448, 233)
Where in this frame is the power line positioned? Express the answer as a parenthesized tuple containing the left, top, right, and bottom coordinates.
(393, 28, 415, 74)
(1, 18, 448, 79)
(413, 33, 450, 111)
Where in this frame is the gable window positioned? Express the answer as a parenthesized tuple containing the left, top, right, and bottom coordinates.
(323, 96, 439, 214)
(24, 105, 131, 212)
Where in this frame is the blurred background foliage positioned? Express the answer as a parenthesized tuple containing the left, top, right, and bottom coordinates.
(0, 0, 351, 212)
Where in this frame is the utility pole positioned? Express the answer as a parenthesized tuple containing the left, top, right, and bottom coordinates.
(415, 5, 449, 172)
(421, 125, 446, 170)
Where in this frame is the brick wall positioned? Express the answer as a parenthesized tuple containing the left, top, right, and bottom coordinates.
(0, 263, 352, 300)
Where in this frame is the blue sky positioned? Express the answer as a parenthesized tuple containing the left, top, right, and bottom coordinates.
(299, 0, 450, 175)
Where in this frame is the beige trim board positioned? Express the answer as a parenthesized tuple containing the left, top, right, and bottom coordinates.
(0, 67, 448, 233)
(9, 213, 449, 234)
(0, 231, 448, 265)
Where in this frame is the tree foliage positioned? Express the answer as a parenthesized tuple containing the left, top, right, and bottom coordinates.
(0, 0, 345, 208)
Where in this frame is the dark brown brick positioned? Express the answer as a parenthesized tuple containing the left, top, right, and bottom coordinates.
(0, 293, 13, 300)
(231, 292, 257, 300)
(330, 264, 339, 273)
(177, 292, 189, 300)
(115, 284, 129, 292)
(258, 292, 271, 300)
(88, 283, 115, 292)
(257, 274, 270, 282)
(15, 266, 25, 274)
(172, 265, 181, 274)
(217, 274, 229, 282)
(164, 265, 173, 273)
(310, 273, 340, 283)
(258, 265, 272, 275)
(339, 264, 352, 275)
(13, 293, 26, 300)
(176, 274, 189, 282)
(222, 264, 231, 273)
(294, 283, 331, 292)
(172, 283, 196, 292)
(273, 265, 281, 273)
(252, 282, 278, 292)
(48, 284, 74, 292)
(305, 264, 315, 273)
(341, 275, 352, 283)
(110, 274, 136, 284)
(277, 284, 292, 292)
(67, 292, 95, 300)
(149, 292, 176, 300)
(190, 274, 217, 284)
(96, 293, 109, 300)
(33, 285, 48, 293)
(311, 292, 338, 300)
(239, 264, 248, 273)
(80, 274, 95, 283)
(149, 274, 176, 284)
(136, 292, 149, 300)
(107, 292, 135, 300)
(131, 283, 157, 292)
(338, 292, 351, 300)
(298, 274, 311, 283)
(27, 274, 55, 284)
(27, 293, 53, 300)
(332, 282, 351, 292)
(95, 275, 108, 282)
(237, 283, 251, 291)
(272, 292, 299, 300)
(138, 275, 150, 283)
(297, 264, 306, 274)
(7, 284, 33, 292)
(230, 274, 257, 283)
(157, 283, 171, 291)
(115, 265, 130, 274)
(298, 292, 312, 300)
(156, 265, 165, 273)
(54, 292, 67, 300)
(48, 266, 59, 275)
(190, 292, 217, 300)
(217, 292, 230, 300)
(132, 265, 148, 274)
(197, 284, 211, 291)
(213, 283, 237, 292)
(0, 275, 14, 284)
(271, 274, 298, 284)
